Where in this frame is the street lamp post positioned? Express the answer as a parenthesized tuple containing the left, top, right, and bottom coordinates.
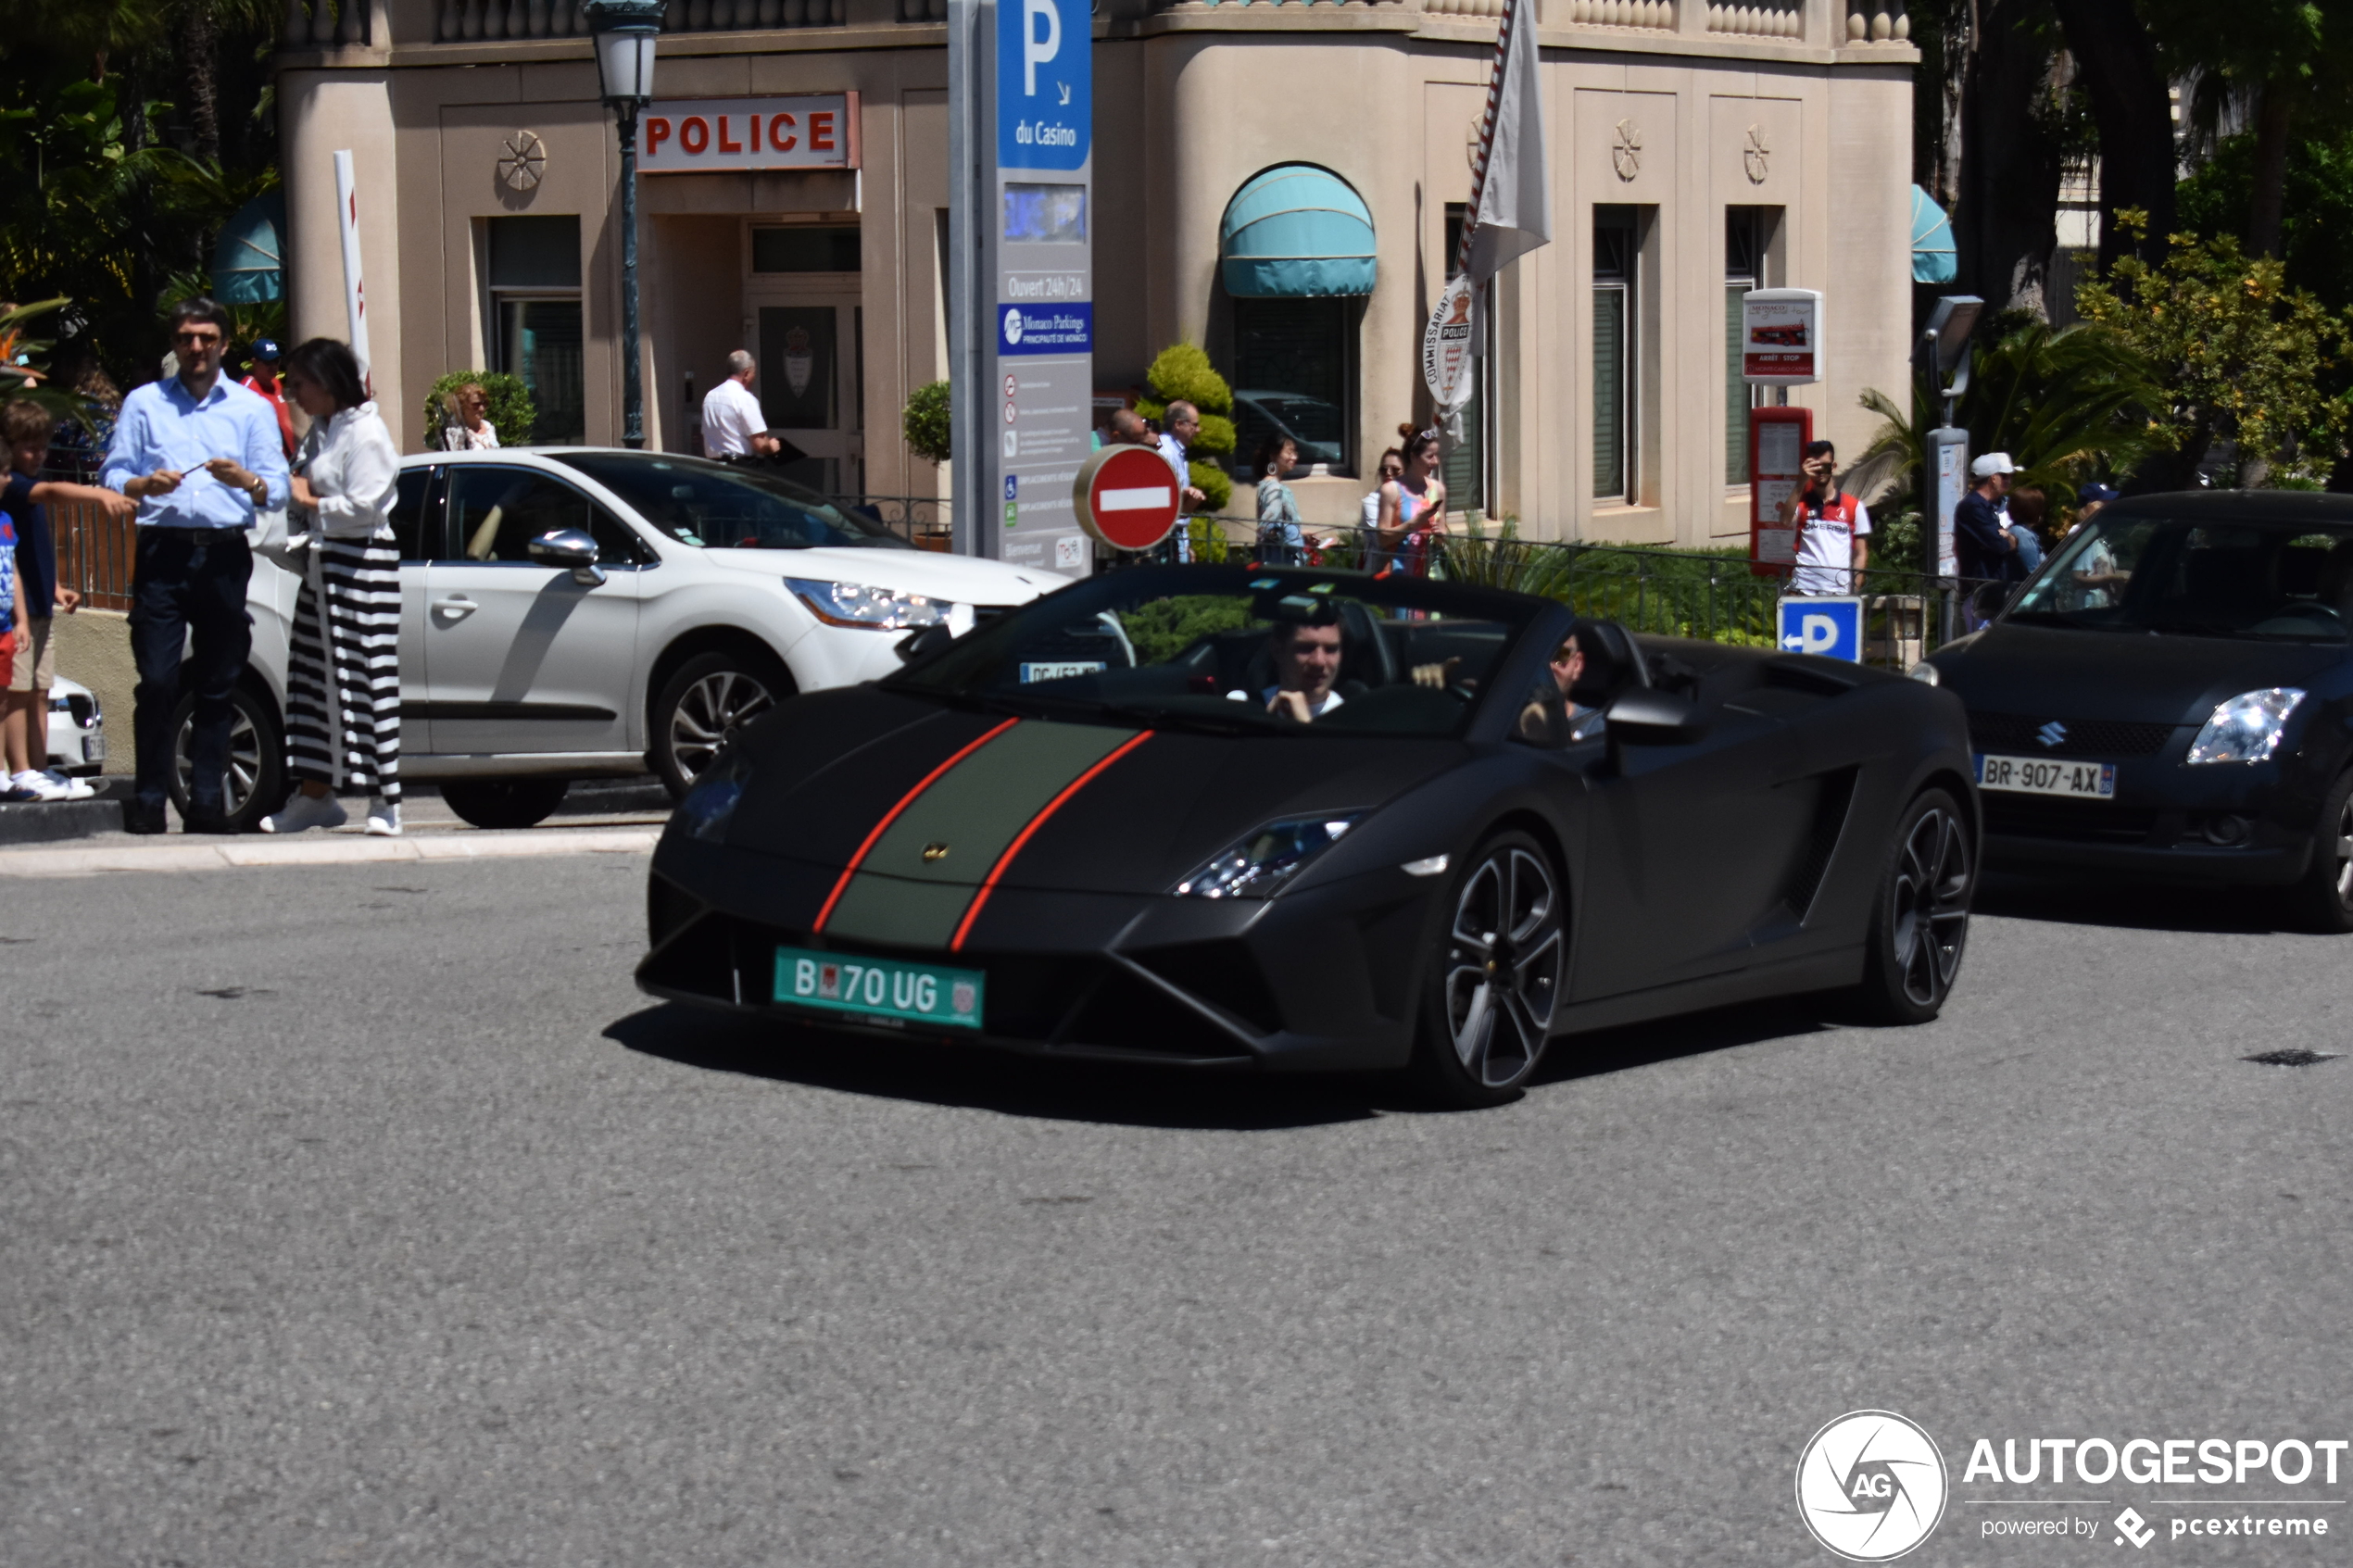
(584, 0, 666, 450)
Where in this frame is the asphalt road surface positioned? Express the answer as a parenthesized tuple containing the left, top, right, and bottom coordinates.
(5, 856, 2348, 1567)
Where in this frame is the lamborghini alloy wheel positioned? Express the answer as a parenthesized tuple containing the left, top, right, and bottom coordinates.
(1858, 788, 1972, 1023)
(1413, 830, 1566, 1108)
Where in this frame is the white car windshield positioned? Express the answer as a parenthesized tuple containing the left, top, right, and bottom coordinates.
(550, 453, 910, 550)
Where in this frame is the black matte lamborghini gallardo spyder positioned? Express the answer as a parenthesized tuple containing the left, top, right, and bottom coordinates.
(638, 565, 1979, 1106)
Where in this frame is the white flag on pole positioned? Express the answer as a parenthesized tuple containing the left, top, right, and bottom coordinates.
(1465, 0, 1551, 289)
(1423, 0, 1550, 423)
(332, 150, 372, 394)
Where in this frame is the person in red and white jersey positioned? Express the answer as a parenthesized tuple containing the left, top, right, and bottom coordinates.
(1780, 438, 1870, 596)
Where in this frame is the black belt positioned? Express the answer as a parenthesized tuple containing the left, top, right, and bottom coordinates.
(142, 525, 251, 543)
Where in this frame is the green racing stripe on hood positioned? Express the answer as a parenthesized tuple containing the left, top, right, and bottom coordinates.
(820, 721, 1142, 949)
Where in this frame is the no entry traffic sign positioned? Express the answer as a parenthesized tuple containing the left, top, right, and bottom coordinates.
(1073, 445, 1180, 551)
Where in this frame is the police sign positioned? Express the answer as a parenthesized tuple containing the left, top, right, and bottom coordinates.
(1777, 596, 1863, 663)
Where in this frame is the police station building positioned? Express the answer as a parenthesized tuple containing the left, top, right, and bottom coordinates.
(277, 0, 1917, 541)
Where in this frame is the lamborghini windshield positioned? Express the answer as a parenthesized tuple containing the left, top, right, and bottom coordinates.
(884, 565, 1543, 738)
(2009, 514, 2353, 642)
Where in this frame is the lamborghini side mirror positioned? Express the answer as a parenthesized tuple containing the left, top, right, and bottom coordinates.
(1606, 689, 1705, 746)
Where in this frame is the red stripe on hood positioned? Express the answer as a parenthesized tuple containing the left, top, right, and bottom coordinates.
(811, 717, 1021, 934)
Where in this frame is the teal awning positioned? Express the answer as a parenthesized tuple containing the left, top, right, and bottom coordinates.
(213, 190, 286, 304)
(1911, 184, 1957, 285)
(1219, 165, 1377, 298)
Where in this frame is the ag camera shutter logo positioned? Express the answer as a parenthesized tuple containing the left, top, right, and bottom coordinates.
(1796, 1411, 1948, 1561)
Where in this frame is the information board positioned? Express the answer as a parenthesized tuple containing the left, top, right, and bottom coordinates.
(1748, 405, 1813, 578)
(1741, 288, 1823, 387)
(976, 0, 1093, 575)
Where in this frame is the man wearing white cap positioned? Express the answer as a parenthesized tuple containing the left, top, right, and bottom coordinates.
(1953, 451, 2021, 586)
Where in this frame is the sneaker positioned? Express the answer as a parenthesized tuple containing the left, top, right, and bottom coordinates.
(365, 799, 401, 837)
(37, 770, 95, 800)
(258, 792, 347, 834)
(10, 771, 73, 802)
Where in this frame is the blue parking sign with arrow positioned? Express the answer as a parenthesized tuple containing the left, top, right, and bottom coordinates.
(998, 0, 1090, 170)
(1777, 596, 1864, 662)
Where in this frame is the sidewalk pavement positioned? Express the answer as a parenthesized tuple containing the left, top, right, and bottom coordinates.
(0, 778, 673, 877)
(0, 826, 662, 878)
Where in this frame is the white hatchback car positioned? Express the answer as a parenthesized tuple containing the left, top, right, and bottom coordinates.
(170, 449, 1054, 831)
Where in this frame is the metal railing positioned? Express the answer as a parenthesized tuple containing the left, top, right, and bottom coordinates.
(432, 0, 849, 38)
(52, 499, 138, 614)
(828, 495, 950, 548)
(1135, 522, 1957, 669)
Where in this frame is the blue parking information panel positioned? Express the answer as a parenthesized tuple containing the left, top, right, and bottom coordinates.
(984, 0, 1093, 575)
(1777, 596, 1864, 662)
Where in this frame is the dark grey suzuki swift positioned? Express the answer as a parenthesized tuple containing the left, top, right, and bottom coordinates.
(1919, 492, 2353, 930)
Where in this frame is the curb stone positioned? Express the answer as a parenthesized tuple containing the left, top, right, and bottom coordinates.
(0, 826, 662, 878)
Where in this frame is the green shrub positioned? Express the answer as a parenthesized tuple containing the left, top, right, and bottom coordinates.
(1117, 593, 1252, 664)
(902, 379, 951, 466)
(422, 370, 535, 448)
(1139, 342, 1238, 482)
(1189, 460, 1232, 514)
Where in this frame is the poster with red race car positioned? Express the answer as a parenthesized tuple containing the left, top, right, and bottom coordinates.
(1741, 288, 1822, 385)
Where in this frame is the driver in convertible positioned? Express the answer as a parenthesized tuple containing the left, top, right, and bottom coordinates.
(1236, 612, 1348, 723)
(1517, 633, 1604, 743)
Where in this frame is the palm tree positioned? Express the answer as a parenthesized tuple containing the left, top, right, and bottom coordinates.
(1853, 319, 2161, 508)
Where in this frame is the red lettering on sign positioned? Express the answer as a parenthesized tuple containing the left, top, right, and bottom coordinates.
(749, 114, 761, 152)
(645, 117, 672, 154)
(680, 116, 710, 155)
(810, 111, 835, 152)
(769, 113, 796, 151)
(717, 115, 742, 154)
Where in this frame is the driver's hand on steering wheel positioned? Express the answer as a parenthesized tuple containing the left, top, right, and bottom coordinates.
(1265, 689, 1316, 724)
(1411, 657, 1463, 690)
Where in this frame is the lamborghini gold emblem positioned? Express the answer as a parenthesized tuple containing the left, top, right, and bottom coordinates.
(922, 842, 950, 861)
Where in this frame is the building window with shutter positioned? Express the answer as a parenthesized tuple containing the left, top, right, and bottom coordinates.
(1592, 207, 1635, 503)
(1724, 207, 1781, 486)
(486, 215, 585, 445)
(1229, 296, 1358, 478)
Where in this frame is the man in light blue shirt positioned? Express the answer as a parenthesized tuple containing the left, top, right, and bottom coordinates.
(101, 296, 291, 834)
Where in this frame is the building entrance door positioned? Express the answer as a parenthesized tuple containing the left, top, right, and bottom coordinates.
(747, 284, 862, 499)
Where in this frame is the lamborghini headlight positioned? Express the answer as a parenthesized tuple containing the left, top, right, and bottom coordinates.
(2186, 687, 2306, 765)
(1175, 816, 1361, 898)
(786, 578, 948, 630)
(673, 750, 752, 842)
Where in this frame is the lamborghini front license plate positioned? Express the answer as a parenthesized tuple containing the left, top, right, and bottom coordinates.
(1976, 753, 2116, 799)
(772, 945, 985, 1031)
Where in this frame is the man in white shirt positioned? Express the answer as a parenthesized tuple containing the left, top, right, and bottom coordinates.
(1156, 400, 1205, 563)
(1230, 614, 1347, 723)
(701, 351, 783, 461)
(1781, 438, 1871, 596)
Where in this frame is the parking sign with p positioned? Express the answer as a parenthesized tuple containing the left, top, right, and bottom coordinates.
(1778, 596, 1863, 662)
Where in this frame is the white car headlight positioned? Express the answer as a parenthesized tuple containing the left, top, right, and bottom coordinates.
(1175, 816, 1361, 898)
(2186, 687, 2307, 765)
(786, 578, 948, 631)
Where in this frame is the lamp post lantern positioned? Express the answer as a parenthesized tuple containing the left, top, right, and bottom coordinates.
(584, 0, 666, 450)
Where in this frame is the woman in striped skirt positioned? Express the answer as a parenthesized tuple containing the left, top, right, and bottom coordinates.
(261, 338, 403, 836)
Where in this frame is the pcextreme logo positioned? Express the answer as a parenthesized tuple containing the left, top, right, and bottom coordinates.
(1796, 1411, 1950, 1562)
